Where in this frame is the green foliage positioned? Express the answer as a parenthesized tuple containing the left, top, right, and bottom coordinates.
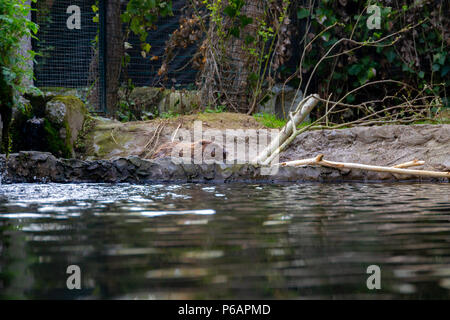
(202, 0, 290, 111)
(204, 104, 226, 113)
(0, 0, 39, 98)
(116, 80, 137, 122)
(160, 110, 178, 119)
(295, 1, 449, 109)
(117, 100, 137, 122)
(43, 119, 72, 158)
(253, 112, 287, 128)
(0, 0, 39, 154)
(122, 0, 173, 58)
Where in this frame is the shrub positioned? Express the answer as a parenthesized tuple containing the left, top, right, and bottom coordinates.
(0, 0, 39, 154)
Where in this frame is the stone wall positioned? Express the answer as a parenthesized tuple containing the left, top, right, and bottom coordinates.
(0, 151, 448, 184)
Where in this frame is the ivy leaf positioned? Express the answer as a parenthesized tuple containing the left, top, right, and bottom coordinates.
(384, 49, 396, 63)
(441, 65, 450, 77)
(402, 63, 413, 73)
(230, 26, 240, 38)
(245, 35, 255, 45)
(348, 64, 362, 76)
(433, 53, 446, 65)
(432, 64, 440, 72)
(224, 5, 237, 18)
(239, 15, 253, 28)
(297, 8, 310, 20)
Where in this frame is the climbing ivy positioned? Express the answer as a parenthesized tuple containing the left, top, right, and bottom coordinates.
(294, 0, 449, 111)
(121, 0, 173, 58)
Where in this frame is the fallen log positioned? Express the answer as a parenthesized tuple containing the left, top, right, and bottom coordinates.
(256, 94, 320, 165)
(274, 155, 450, 178)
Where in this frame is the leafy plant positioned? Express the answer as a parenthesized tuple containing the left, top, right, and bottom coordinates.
(253, 112, 287, 128)
(160, 110, 178, 119)
(122, 0, 173, 59)
(204, 104, 226, 113)
(0, 0, 40, 154)
(294, 0, 449, 119)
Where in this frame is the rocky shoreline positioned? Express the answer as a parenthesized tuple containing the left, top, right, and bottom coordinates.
(0, 151, 448, 184)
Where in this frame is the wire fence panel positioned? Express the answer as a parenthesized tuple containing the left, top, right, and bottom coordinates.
(33, 0, 103, 111)
(32, 0, 199, 112)
(123, 0, 199, 89)
(32, 1, 300, 113)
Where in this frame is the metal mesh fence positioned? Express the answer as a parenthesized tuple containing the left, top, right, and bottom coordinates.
(31, 1, 305, 113)
(33, 0, 102, 110)
(123, 0, 199, 88)
(32, 0, 199, 112)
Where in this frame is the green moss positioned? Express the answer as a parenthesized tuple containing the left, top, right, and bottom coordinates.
(52, 95, 87, 115)
(43, 119, 72, 158)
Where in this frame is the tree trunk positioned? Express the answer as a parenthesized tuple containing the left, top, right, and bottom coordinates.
(227, 0, 264, 112)
(200, 0, 264, 113)
(105, 0, 123, 116)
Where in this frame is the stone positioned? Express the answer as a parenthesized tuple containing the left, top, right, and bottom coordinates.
(11, 94, 87, 158)
(257, 84, 305, 120)
(45, 100, 67, 126)
(158, 89, 200, 115)
(0, 150, 448, 184)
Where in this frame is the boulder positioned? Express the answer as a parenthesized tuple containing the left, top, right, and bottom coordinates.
(11, 94, 88, 158)
(45, 100, 66, 126)
(44, 95, 88, 157)
(258, 84, 306, 120)
(157, 89, 200, 115)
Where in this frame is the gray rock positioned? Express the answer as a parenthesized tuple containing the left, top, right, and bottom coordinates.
(1, 151, 447, 184)
(45, 100, 67, 126)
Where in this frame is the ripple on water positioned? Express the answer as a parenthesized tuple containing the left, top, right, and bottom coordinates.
(0, 182, 449, 299)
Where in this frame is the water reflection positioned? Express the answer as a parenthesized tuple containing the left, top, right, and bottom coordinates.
(0, 182, 449, 299)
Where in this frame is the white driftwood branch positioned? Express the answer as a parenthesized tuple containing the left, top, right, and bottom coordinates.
(392, 159, 425, 168)
(274, 155, 449, 178)
(256, 94, 320, 165)
(272, 157, 318, 167)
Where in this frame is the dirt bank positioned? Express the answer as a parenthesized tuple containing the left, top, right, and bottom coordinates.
(79, 113, 449, 174)
(281, 124, 450, 172)
(79, 112, 264, 160)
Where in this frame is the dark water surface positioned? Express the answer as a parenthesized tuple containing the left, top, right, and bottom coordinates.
(0, 182, 449, 299)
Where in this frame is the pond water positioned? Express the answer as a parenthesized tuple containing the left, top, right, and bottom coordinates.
(0, 182, 449, 299)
